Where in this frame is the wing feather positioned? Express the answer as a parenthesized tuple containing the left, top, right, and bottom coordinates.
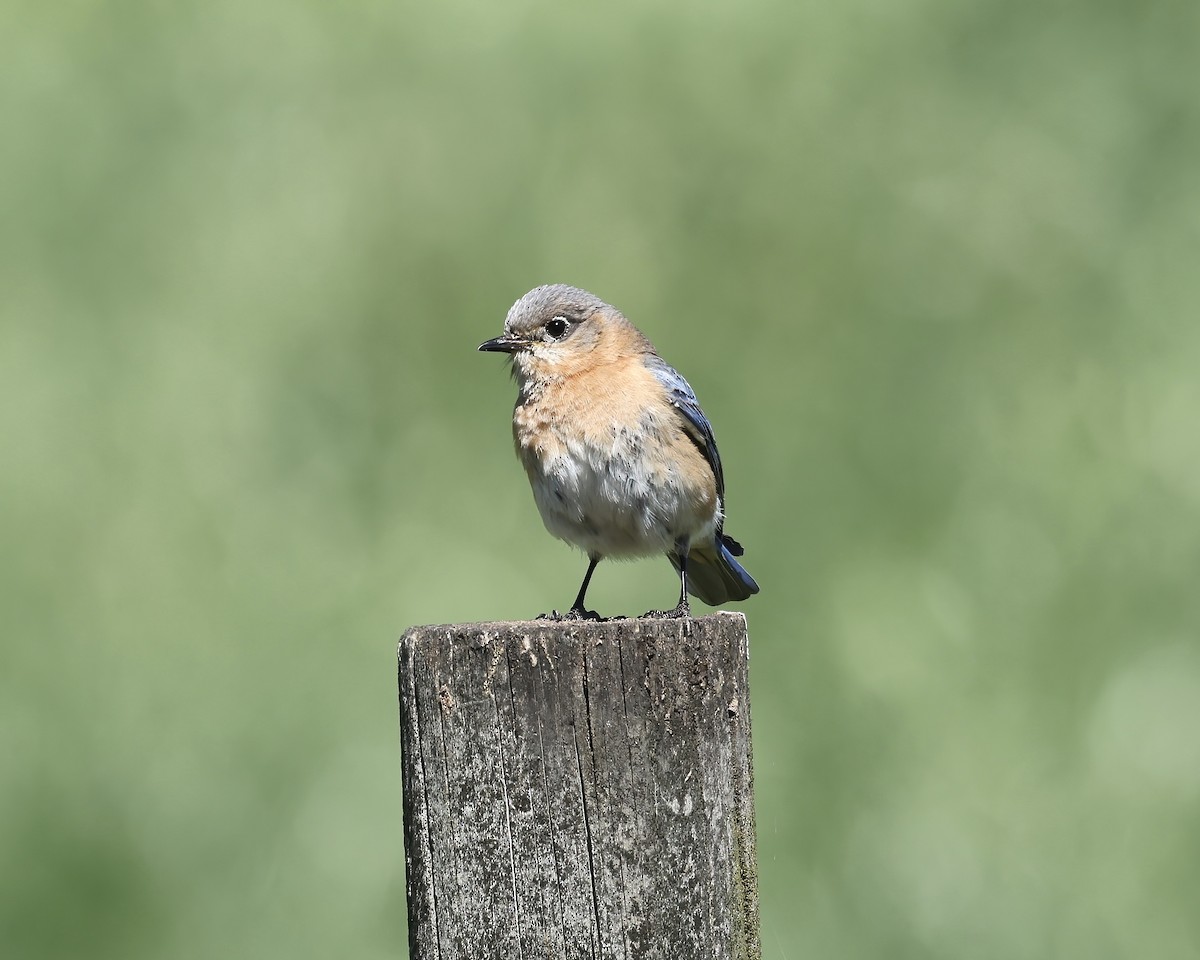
(644, 354, 726, 507)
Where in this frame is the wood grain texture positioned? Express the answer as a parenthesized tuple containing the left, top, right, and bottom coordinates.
(397, 613, 760, 960)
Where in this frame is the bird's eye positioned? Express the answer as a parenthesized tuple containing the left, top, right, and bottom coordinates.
(545, 317, 568, 338)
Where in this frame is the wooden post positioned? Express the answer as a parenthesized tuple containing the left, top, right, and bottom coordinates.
(397, 612, 760, 960)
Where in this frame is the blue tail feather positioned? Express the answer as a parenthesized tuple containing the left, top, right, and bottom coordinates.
(669, 537, 760, 606)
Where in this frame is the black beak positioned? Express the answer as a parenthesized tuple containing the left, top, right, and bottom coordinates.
(478, 336, 523, 354)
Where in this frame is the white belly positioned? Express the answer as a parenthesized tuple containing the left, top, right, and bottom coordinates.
(526, 428, 718, 559)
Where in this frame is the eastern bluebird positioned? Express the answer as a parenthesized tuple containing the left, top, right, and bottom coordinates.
(479, 284, 759, 619)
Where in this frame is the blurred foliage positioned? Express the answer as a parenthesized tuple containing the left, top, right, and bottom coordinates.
(3, 0, 1199, 957)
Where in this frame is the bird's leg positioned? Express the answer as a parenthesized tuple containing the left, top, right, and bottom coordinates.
(567, 554, 602, 619)
(572, 555, 599, 610)
(642, 541, 691, 619)
(668, 548, 691, 618)
(539, 555, 603, 621)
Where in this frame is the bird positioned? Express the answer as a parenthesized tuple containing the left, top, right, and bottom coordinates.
(478, 284, 759, 620)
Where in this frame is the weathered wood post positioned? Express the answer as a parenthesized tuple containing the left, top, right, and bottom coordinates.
(397, 612, 760, 960)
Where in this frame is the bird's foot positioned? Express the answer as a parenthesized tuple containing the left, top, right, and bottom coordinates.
(537, 607, 603, 622)
(639, 601, 691, 620)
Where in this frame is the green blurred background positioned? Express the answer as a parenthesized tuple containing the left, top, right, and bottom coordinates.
(3, 0, 1199, 957)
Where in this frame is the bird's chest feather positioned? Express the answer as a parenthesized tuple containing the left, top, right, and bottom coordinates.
(510, 374, 717, 555)
(514, 401, 668, 506)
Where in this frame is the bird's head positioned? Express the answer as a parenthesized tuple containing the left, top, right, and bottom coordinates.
(479, 284, 646, 384)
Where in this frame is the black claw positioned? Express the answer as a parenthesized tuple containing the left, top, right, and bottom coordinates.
(639, 602, 691, 620)
(569, 607, 603, 622)
(538, 607, 602, 622)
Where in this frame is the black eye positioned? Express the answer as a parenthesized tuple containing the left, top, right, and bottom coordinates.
(545, 317, 568, 338)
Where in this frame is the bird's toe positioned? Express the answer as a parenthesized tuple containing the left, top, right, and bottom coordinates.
(639, 602, 691, 621)
(567, 606, 603, 622)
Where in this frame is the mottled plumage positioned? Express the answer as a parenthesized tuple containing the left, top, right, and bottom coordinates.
(479, 284, 758, 618)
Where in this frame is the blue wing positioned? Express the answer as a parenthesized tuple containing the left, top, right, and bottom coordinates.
(647, 353, 758, 600)
(644, 354, 726, 508)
